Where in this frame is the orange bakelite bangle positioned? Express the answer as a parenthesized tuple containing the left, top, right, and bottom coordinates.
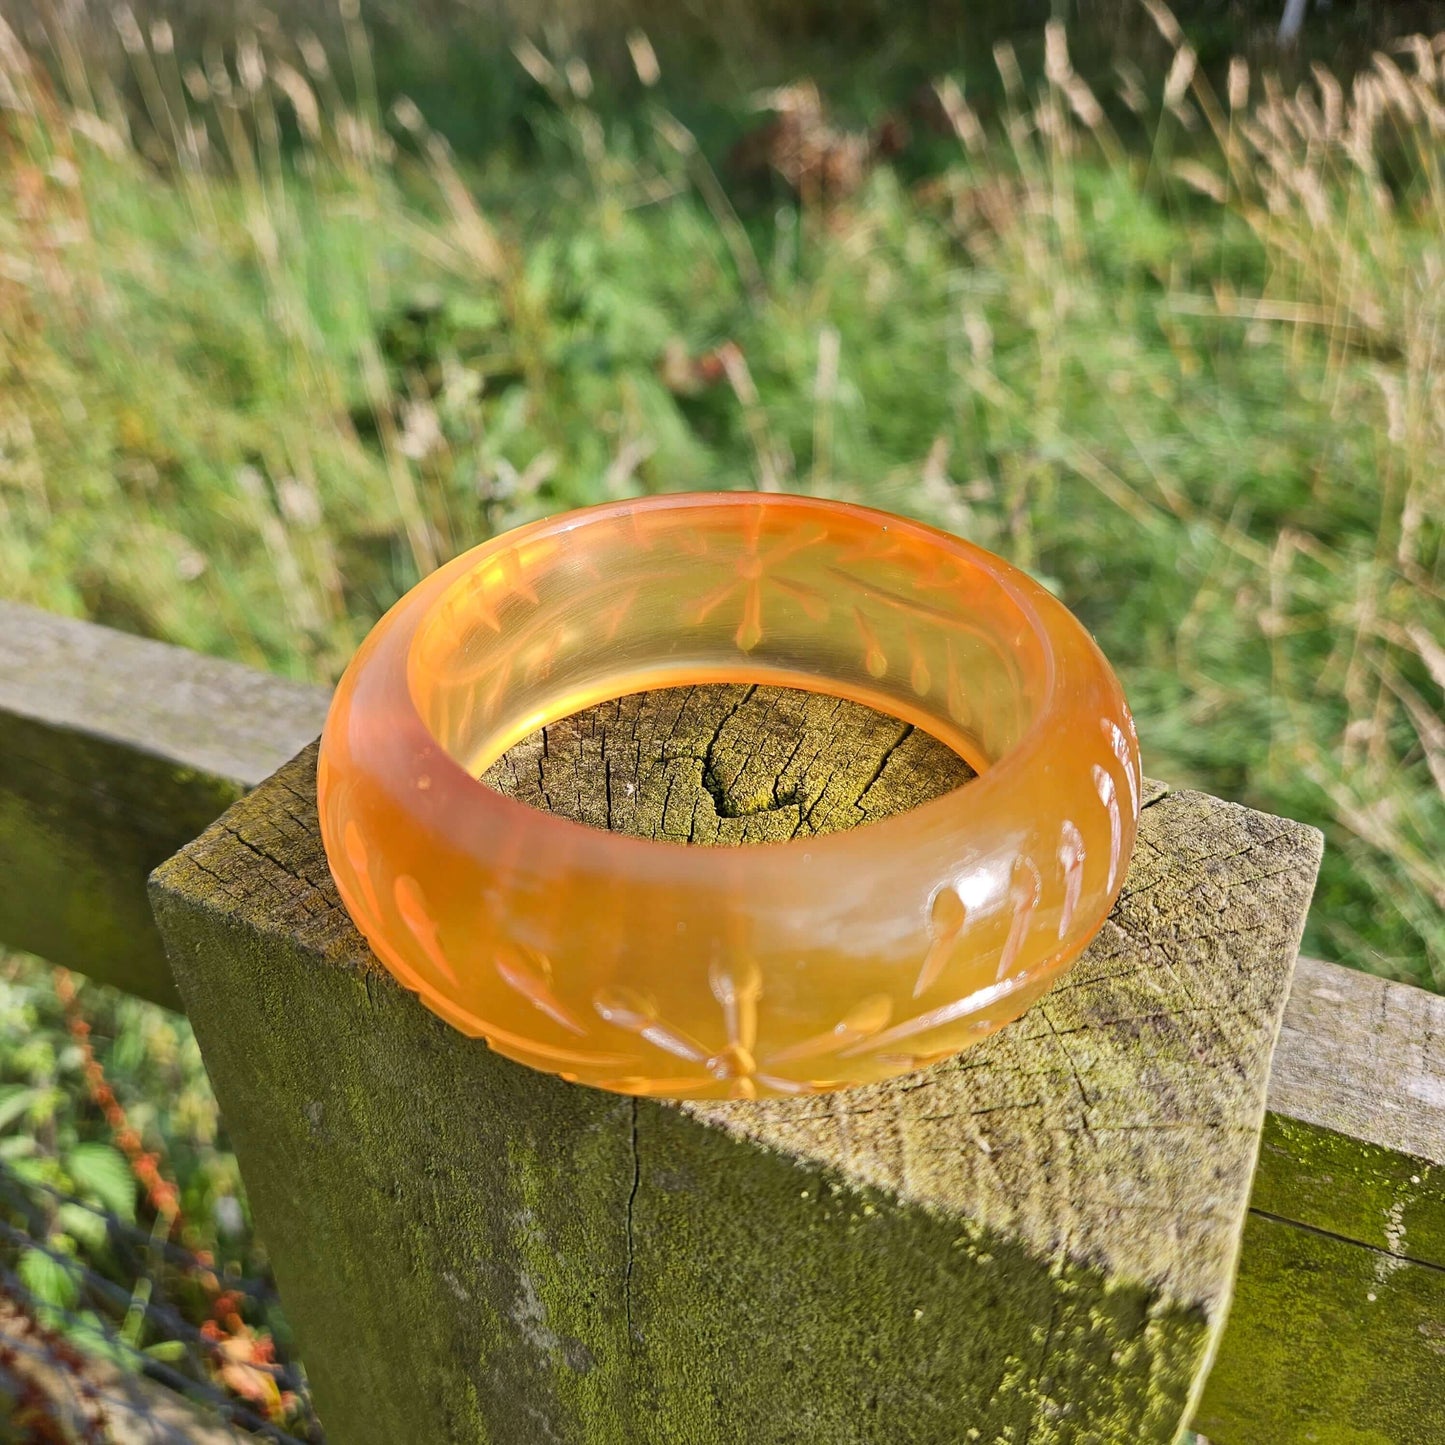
(318, 493, 1141, 1100)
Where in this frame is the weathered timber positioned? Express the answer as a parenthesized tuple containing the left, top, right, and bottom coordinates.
(0, 605, 1431, 1436)
(0, 601, 328, 1004)
(151, 683, 1321, 1444)
(1196, 956, 1445, 1444)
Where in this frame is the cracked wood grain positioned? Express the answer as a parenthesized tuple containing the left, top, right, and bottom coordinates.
(481, 682, 972, 842)
(151, 682, 1325, 1444)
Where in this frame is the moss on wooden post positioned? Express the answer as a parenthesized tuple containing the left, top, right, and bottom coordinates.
(150, 685, 1321, 1444)
(1197, 957, 1445, 1444)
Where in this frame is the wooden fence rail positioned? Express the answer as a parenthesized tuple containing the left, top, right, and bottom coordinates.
(2, 600, 1442, 1442)
(0, 602, 329, 1007)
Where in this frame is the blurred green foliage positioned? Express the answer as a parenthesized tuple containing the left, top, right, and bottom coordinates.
(3, 5, 1439, 979)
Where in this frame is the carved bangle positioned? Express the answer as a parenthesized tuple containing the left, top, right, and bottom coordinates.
(318, 493, 1142, 1099)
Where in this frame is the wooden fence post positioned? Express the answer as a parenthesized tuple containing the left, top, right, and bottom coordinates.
(149, 684, 1321, 1444)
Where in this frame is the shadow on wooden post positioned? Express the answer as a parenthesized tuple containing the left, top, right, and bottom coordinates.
(149, 685, 1321, 1444)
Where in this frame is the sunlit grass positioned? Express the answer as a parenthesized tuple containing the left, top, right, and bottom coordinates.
(0, 7, 1440, 997)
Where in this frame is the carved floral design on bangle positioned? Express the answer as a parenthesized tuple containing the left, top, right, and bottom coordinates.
(589, 959, 906, 1098)
(688, 511, 831, 652)
(343, 827, 1082, 1095)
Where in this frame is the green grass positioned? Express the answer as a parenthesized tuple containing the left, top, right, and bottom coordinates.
(4, 12, 1437, 980)
(0, 4, 1441, 1423)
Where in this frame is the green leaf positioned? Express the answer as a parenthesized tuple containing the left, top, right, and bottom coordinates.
(143, 1340, 190, 1363)
(7, 1154, 57, 1188)
(57, 1201, 109, 1253)
(0, 1083, 42, 1132)
(29, 1086, 65, 1127)
(66, 1142, 137, 1224)
(62, 1309, 129, 1368)
(18, 1243, 81, 1312)
(110, 1025, 148, 1076)
(0, 1084, 30, 1130)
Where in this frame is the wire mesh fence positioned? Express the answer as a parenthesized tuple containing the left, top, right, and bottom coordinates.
(0, 1150, 322, 1445)
(0, 1157, 321, 1442)
(0, 947, 323, 1443)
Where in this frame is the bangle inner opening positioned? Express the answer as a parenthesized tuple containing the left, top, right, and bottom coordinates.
(479, 682, 978, 843)
(408, 500, 1051, 782)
